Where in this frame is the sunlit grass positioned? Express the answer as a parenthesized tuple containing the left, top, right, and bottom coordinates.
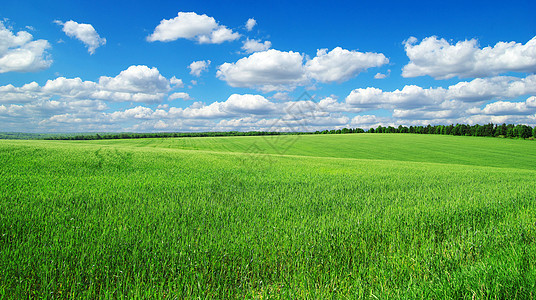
(1, 134, 535, 298)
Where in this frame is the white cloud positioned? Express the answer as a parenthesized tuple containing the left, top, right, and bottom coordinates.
(392, 105, 461, 120)
(217, 49, 308, 92)
(4, 86, 536, 132)
(338, 74, 536, 127)
(245, 18, 256, 31)
(0, 21, 52, 73)
(202, 27, 239, 44)
(181, 94, 276, 118)
(0, 82, 41, 103)
(345, 74, 536, 110)
(0, 65, 174, 105)
(305, 47, 388, 83)
(147, 12, 240, 44)
(170, 76, 184, 88)
(224, 94, 276, 114)
(271, 92, 292, 101)
(189, 60, 211, 77)
(42, 77, 97, 97)
(241, 38, 271, 53)
(218, 47, 388, 92)
(98, 65, 170, 93)
(447, 75, 536, 102)
(475, 96, 536, 115)
(169, 92, 192, 100)
(109, 106, 155, 120)
(1, 98, 108, 131)
(374, 70, 390, 79)
(350, 115, 388, 128)
(403, 36, 536, 79)
(346, 85, 446, 109)
(374, 73, 387, 79)
(55, 20, 106, 54)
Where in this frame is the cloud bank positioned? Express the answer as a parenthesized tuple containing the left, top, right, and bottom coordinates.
(403, 36, 536, 79)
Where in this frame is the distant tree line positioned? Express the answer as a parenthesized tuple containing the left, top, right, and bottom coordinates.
(42, 131, 300, 140)
(314, 123, 536, 139)
(2, 123, 534, 140)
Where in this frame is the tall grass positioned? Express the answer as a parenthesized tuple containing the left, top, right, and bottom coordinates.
(1, 135, 535, 298)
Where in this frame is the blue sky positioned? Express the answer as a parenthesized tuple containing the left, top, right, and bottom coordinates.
(1, 0, 535, 132)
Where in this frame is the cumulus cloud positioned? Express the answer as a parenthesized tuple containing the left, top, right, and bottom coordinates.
(217, 49, 308, 92)
(224, 94, 276, 114)
(42, 77, 98, 97)
(305, 47, 388, 83)
(170, 76, 184, 88)
(0, 21, 52, 73)
(447, 75, 536, 102)
(241, 38, 271, 53)
(339, 74, 536, 127)
(98, 65, 170, 93)
(350, 114, 389, 128)
(147, 12, 240, 44)
(218, 47, 387, 92)
(345, 74, 536, 110)
(271, 92, 292, 101)
(54, 20, 106, 54)
(0, 98, 108, 132)
(346, 86, 446, 109)
(0, 65, 175, 105)
(189, 60, 211, 77)
(3, 66, 536, 132)
(402, 36, 536, 79)
(0, 82, 41, 103)
(374, 70, 390, 79)
(169, 92, 192, 100)
(245, 18, 256, 31)
(4, 86, 536, 132)
(474, 96, 536, 115)
(180, 94, 277, 118)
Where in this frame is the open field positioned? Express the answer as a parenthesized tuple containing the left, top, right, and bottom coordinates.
(1, 134, 535, 298)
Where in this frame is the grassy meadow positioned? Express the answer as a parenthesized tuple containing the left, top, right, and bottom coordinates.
(1, 134, 535, 298)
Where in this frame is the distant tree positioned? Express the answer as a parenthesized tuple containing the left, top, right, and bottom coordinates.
(445, 124, 454, 135)
(475, 125, 486, 137)
(514, 125, 533, 139)
(495, 123, 507, 137)
(484, 123, 494, 137)
(506, 125, 515, 138)
(369, 128, 375, 133)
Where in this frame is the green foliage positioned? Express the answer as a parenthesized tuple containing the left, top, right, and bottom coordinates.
(1, 135, 535, 298)
(367, 123, 535, 139)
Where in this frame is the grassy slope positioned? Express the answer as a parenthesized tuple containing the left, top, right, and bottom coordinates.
(56, 133, 536, 170)
(1, 134, 535, 298)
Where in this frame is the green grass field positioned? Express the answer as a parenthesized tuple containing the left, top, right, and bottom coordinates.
(1, 134, 535, 298)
